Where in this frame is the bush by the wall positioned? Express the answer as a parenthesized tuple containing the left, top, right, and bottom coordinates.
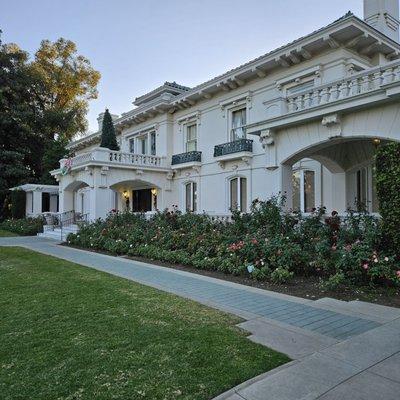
(0, 217, 44, 236)
(10, 190, 26, 219)
(67, 198, 400, 288)
(375, 142, 400, 251)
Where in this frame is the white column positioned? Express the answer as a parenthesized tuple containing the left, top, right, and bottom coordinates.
(331, 172, 347, 214)
(32, 191, 43, 216)
(279, 164, 293, 210)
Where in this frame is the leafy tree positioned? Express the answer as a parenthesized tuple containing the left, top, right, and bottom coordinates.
(31, 38, 101, 142)
(100, 109, 119, 150)
(0, 31, 101, 219)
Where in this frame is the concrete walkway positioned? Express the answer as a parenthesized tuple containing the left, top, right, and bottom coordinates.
(1, 236, 400, 400)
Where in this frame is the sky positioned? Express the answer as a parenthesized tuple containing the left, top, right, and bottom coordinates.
(1, 0, 363, 132)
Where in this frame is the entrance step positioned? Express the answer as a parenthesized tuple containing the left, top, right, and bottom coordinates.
(38, 225, 79, 241)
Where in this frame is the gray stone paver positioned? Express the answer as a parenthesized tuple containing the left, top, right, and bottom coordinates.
(2, 236, 400, 400)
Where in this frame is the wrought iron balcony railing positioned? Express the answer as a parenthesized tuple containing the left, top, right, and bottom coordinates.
(171, 151, 202, 165)
(213, 138, 253, 157)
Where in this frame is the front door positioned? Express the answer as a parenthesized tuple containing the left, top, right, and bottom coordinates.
(132, 189, 152, 212)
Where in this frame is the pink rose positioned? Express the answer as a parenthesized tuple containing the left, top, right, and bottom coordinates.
(362, 263, 369, 270)
(396, 271, 400, 278)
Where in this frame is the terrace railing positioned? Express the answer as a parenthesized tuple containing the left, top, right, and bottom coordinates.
(286, 59, 400, 114)
(171, 151, 202, 165)
(213, 138, 253, 157)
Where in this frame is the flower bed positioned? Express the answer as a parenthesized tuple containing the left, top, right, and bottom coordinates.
(0, 217, 44, 236)
(67, 197, 400, 288)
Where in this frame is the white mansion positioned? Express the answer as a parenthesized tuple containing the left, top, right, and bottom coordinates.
(27, 0, 400, 227)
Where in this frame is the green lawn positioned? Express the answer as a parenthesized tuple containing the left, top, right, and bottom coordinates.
(0, 247, 289, 400)
(0, 229, 19, 237)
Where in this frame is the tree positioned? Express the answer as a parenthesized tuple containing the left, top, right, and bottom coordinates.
(32, 38, 101, 141)
(100, 109, 119, 150)
(0, 31, 101, 218)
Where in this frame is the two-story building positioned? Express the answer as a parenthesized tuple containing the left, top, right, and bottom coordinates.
(50, 0, 400, 228)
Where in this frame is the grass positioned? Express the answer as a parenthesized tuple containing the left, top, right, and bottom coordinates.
(0, 229, 19, 237)
(0, 247, 289, 400)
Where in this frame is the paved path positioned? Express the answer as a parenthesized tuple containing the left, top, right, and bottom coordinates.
(1, 236, 400, 400)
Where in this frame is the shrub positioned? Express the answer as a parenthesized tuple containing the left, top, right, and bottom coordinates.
(67, 200, 400, 288)
(10, 190, 26, 219)
(0, 217, 44, 235)
(375, 142, 400, 251)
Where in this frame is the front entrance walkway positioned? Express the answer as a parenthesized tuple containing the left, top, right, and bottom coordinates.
(1, 236, 400, 400)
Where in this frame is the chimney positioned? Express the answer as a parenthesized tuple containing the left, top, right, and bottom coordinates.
(364, 0, 400, 42)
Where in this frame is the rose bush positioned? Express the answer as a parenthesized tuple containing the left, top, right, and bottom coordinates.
(0, 217, 44, 235)
(67, 197, 400, 288)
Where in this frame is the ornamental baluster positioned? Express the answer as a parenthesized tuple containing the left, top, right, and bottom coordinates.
(360, 75, 371, 93)
(319, 87, 329, 104)
(393, 66, 400, 81)
(329, 84, 339, 102)
(349, 78, 359, 96)
(372, 71, 382, 89)
(303, 92, 312, 108)
(338, 81, 349, 99)
(382, 67, 394, 85)
(311, 90, 320, 106)
(287, 97, 296, 112)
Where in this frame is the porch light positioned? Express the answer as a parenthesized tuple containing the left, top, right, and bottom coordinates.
(373, 138, 381, 147)
(151, 188, 158, 196)
(123, 190, 129, 199)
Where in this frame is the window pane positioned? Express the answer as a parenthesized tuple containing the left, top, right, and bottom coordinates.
(240, 178, 247, 212)
(231, 108, 246, 140)
(150, 132, 156, 155)
(186, 125, 197, 152)
(230, 178, 238, 210)
(185, 183, 192, 212)
(304, 170, 315, 212)
(192, 182, 197, 212)
(129, 139, 135, 153)
(292, 171, 301, 211)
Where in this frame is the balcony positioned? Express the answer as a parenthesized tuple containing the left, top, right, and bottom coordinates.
(246, 59, 400, 134)
(213, 138, 253, 167)
(58, 147, 170, 173)
(171, 151, 202, 170)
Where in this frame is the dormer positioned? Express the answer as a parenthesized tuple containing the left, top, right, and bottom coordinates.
(133, 81, 191, 107)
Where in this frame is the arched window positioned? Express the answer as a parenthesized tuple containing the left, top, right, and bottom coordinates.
(292, 170, 315, 212)
(230, 177, 247, 212)
(185, 182, 197, 212)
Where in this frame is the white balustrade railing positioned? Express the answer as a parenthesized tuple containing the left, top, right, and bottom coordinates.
(61, 148, 167, 170)
(108, 151, 165, 167)
(286, 60, 400, 113)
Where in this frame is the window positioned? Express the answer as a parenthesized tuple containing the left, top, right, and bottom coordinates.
(231, 108, 246, 141)
(185, 182, 197, 212)
(292, 170, 315, 213)
(150, 131, 156, 155)
(230, 177, 247, 212)
(186, 124, 197, 152)
(129, 138, 135, 153)
(286, 80, 314, 95)
(138, 136, 147, 155)
(354, 166, 378, 212)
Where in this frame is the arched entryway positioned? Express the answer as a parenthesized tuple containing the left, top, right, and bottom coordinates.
(281, 137, 392, 214)
(110, 179, 160, 213)
(62, 180, 90, 215)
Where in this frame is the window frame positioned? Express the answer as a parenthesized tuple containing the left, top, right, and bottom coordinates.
(292, 169, 316, 213)
(229, 106, 247, 142)
(185, 123, 197, 152)
(185, 181, 197, 212)
(229, 176, 247, 212)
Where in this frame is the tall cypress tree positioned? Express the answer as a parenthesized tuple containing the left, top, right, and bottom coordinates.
(100, 109, 119, 150)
